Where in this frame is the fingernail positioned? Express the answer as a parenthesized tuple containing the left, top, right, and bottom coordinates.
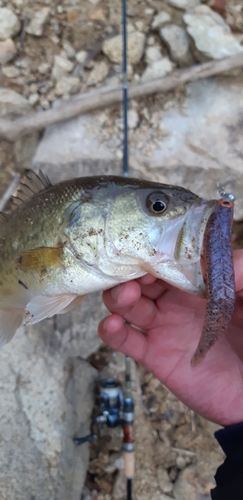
(111, 284, 122, 301)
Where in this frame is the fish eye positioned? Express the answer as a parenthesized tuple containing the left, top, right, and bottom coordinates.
(146, 193, 167, 216)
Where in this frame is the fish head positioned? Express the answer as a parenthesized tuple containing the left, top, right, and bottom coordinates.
(64, 177, 218, 296)
(105, 180, 218, 295)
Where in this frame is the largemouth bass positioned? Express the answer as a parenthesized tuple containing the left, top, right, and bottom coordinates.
(0, 171, 235, 364)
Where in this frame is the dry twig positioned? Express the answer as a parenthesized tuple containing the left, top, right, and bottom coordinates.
(0, 53, 243, 142)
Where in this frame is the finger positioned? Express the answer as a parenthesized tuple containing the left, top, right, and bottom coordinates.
(140, 280, 168, 300)
(104, 281, 161, 329)
(98, 314, 148, 363)
(137, 274, 157, 285)
(103, 281, 141, 313)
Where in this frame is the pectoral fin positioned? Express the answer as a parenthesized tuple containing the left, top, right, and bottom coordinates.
(25, 293, 79, 324)
(17, 247, 63, 272)
(0, 308, 24, 346)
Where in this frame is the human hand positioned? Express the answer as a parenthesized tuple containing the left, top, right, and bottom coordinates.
(98, 249, 243, 426)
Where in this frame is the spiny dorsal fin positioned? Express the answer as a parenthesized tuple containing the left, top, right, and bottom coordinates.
(9, 169, 52, 212)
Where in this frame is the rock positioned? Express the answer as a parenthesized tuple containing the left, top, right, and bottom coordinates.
(63, 40, 75, 58)
(160, 24, 194, 67)
(75, 50, 88, 64)
(173, 462, 219, 499)
(102, 31, 146, 65)
(1, 65, 19, 77)
(52, 55, 74, 81)
(152, 11, 171, 29)
(38, 62, 50, 74)
(33, 114, 114, 174)
(145, 46, 162, 64)
(157, 466, 173, 494)
(0, 8, 20, 40)
(86, 60, 109, 86)
(134, 76, 243, 218)
(0, 38, 16, 64)
(89, 7, 106, 23)
(184, 5, 243, 60)
(33, 76, 243, 225)
(166, 0, 200, 9)
(28, 93, 39, 106)
(55, 75, 80, 96)
(176, 455, 186, 469)
(0, 87, 30, 117)
(128, 109, 139, 129)
(26, 7, 50, 37)
(141, 57, 174, 82)
(0, 327, 97, 500)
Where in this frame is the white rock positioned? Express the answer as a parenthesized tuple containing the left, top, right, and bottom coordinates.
(184, 5, 243, 60)
(160, 24, 193, 67)
(26, 7, 50, 37)
(87, 60, 109, 86)
(147, 35, 155, 46)
(102, 31, 146, 65)
(38, 62, 50, 74)
(75, 50, 87, 64)
(39, 96, 50, 109)
(167, 0, 200, 9)
(128, 109, 139, 129)
(0, 87, 29, 116)
(63, 41, 75, 58)
(134, 20, 145, 31)
(0, 38, 16, 64)
(52, 55, 74, 81)
(55, 75, 80, 95)
(144, 7, 154, 15)
(141, 57, 174, 82)
(28, 92, 39, 105)
(2, 64, 19, 77)
(0, 330, 97, 500)
(0, 8, 20, 40)
(152, 11, 171, 29)
(145, 46, 162, 64)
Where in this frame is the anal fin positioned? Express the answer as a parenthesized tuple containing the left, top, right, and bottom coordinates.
(0, 308, 24, 346)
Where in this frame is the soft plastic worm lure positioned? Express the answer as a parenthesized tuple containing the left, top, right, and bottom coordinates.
(191, 194, 235, 366)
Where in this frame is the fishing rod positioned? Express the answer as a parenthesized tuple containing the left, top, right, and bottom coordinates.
(121, 0, 135, 497)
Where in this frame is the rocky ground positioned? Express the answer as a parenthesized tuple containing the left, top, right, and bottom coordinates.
(0, 0, 243, 499)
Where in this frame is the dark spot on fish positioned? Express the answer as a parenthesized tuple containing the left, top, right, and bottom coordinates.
(18, 279, 28, 290)
(17, 256, 22, 265)
(0, 281, 3, 286)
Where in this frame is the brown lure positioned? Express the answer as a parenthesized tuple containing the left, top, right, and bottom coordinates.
(191, 197, 235, 366)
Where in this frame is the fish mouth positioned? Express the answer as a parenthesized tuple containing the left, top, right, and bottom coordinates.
(151, 199, 218, 296)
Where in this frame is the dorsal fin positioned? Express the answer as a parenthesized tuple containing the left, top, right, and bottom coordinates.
(9, 170, 52, 212)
